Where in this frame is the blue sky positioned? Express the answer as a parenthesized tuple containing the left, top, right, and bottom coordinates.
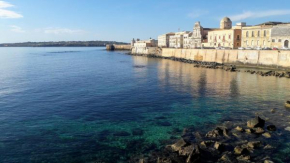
(0, 0, 290, 43)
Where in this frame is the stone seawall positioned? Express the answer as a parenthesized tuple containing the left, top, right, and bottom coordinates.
(132, 48, 290, 68)
(106, 44, 131, 50)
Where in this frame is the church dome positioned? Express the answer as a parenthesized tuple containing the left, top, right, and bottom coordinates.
(220, 17, 232, 29)
(221, 17, 232, 23)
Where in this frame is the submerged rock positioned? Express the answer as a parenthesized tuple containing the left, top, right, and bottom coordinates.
(247, 116, 265, 128)
(262, 132, 271, 138)
(267, 125, 276, 131)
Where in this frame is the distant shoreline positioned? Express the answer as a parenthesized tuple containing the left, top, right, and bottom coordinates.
(0, 41, 129, 47)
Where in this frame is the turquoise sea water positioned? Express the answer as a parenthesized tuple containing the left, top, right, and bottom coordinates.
(1, 47, 290, 163)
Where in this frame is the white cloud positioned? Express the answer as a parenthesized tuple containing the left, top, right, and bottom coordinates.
(0, 1, 13, 8)
(0, 1, 23, 18)
(44, 28, 85, 35)
(230, 10, 290, 21)
(188, 10, 209, 18)
(10, 25, 25, 33)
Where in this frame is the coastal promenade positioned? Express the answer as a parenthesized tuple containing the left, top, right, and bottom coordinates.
(131, 47, 290, 69)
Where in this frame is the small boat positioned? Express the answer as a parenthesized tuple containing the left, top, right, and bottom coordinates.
(285, 101, 290, 108)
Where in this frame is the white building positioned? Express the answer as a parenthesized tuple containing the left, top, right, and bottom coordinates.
(183, 32, 193, 49)
(169, 31, 190, 48)
(133, 39, 158, 48)
(158, 33, 175, 48)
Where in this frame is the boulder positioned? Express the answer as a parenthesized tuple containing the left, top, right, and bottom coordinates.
(262, 132, 271, 138)
(245, 129, 254, 134)
(234, 146, 248, 155)
(219, 152, 236, 162)
(235, 126, 244, 132)
(205, 127, 229, 138)
(264, 160, 274, 163)
(200, 140, 215, 148)
(254, 127, 265, 134)
(247, 116, 265, 128)
(179, 144, 196, 156)
(171, 138, 188, 152)
(214, 142, 224, 152)
(186, 145, 200, 163)
(247, 141, 262, 149)
(237, 155, 251, 161)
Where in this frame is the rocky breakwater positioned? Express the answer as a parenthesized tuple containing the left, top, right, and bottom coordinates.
(138, 116, 280, 163)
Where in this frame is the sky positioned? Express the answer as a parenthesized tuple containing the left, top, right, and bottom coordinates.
(1, 0, 290, 43)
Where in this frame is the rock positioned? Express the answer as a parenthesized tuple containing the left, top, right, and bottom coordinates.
(199, 141, 214, 148)
(237, 155, 251, 161)
(235, 126, 244, 132)
(179, 144, 195, 156)
(186, 145, 200, 163)
(219, 152, 236, 162)
(254, 127, 265, 134)
(234, 146, 248, 155)
(270, 108, 277, 113)
(264, 144, 274, 149)
(267, 125, 277, 131)
(247, 116, 265, 128)
(171, 138, 188, 152)
(205, 127, 229, 138)
(214, 142, 224, 152)
(245, 128, 254, 134)
(264, 160, 274, 163)
(262, 132, 271, 138)
(285, 127, 290, 131)
(247, 141, 262, 149)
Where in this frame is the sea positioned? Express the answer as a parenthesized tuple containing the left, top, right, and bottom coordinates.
(0, 47, 290, 163)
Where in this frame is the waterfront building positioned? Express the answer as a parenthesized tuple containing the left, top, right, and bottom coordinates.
(183, 32, 193, 49)
(206, 17, 242, 49)
(191, 21, 213, 49)
(241, 22, 276, 49)
(271, 24, 290, 49)
(169, 31, 190, 48)
(158, 32, 175, 48)
(133, 39, 158, 48)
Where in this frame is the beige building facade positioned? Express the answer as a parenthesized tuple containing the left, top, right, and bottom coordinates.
(133, 39, 158, 48)
(158, 33, 175, 48)
(206, 17, 242, 49)
(241, 24, 273, 48)
(271, 24, 290, 49)
(169, 31, 190, 48)
(183, 32, 193, 49)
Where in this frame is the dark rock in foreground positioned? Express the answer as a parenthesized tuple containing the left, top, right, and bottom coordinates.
(136, 116, 279, 163)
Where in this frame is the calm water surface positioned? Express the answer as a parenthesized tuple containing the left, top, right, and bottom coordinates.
(1, 47, 290, 163)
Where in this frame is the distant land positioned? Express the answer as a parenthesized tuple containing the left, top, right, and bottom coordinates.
(0, 41, 129, 47)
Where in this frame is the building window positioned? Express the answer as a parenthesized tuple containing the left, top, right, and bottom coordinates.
(237, 35, 240, 40)
(246, 31, 249, 37)
(272, 39, 275, 42)
(263, 40, 266, 46)
(229, 35, 231, 39)
(252, 31, 254, 37)
(264, 30, 266, 37)
(246, 41, 248, 46)
(251, 40, 254, 46)
(278, 39, 282, 42)
(237, 43, 240, 46)
(258, 31, 260, 37)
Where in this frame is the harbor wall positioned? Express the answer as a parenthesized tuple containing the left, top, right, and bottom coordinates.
(141, 48, 290, 68)
(106, 44, 131, 50)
